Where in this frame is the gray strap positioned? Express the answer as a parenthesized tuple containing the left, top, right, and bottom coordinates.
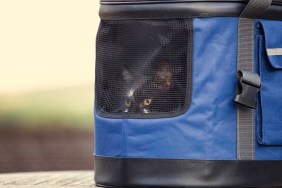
(237, 18, 255, 160)
(236, 0, 272, 160)
(240, 0, 272, 18)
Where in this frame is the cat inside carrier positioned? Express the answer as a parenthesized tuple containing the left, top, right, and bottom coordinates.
(96, 20, 191, 118)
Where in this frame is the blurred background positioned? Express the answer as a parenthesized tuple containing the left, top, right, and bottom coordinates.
(0, 0, 99, 172)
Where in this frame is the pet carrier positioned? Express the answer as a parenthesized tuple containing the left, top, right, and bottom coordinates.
(94, 0, 282, 187)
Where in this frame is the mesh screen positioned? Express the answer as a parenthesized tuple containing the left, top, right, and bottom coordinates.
(96, 19, 191, 118)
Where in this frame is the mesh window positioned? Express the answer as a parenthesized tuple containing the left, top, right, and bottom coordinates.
(96, 19, 192, 118)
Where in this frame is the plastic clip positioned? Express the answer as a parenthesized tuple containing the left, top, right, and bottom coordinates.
(234, 70, 261, 109)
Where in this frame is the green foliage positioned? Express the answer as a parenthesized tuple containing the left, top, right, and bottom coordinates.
(0, 85, 94, 130)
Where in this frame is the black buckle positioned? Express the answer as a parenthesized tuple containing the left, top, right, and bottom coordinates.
(234, 70, 261, 109)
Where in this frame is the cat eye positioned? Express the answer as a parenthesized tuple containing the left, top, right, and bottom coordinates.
(125, 101, 131, 107)
(143, 99, 152, 106)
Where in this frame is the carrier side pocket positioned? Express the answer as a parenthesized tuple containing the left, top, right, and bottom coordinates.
(257, 20, 282, 145)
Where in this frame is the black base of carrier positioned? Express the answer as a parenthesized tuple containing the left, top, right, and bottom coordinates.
(95, 156, 282, 188)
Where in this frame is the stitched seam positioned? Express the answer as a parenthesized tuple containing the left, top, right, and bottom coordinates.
(94, 156, 281, 164)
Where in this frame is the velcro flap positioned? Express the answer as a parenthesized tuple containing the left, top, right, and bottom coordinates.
(259, 20, 282, 69)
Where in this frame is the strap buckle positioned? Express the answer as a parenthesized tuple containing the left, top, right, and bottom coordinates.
(234, 70, 261, 109)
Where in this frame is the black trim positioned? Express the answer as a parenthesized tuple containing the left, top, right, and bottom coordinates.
(100, 0, 282, 5)
(95, 156, 282, 188)
(99, 1, 282, 20)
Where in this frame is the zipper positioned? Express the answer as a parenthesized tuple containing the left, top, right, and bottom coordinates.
(100, 0, 282, 5)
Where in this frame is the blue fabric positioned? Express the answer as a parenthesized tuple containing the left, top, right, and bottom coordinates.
(94, 18, 282, 160)
(95, 17, 238, 160)
(254, 20, 282, 158)
(95, 114, 125, 157)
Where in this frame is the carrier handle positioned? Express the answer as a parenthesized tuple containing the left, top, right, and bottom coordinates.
(240, 0, 272, 18)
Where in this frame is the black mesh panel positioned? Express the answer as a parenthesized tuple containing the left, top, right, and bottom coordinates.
(96, 19, 191, 118)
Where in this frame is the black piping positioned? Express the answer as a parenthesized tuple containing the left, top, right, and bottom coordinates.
(100, 0, 282, 5)
(99, 1, 282, 20)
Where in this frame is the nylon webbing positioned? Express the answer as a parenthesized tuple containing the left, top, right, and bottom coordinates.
(237, 0, 272, 160)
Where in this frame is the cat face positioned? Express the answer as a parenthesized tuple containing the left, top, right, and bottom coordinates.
(120, 66, 147, 113)
(119, 61, 175, 114)
(138, 61, 174, 113)
(154, 61, 173, 91)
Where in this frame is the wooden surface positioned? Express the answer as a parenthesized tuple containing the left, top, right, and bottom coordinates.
(0, 129, 94, 173)
(0, 171, 97, 188)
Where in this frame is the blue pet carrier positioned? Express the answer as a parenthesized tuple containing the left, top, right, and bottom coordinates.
(94, 0, 282, 187)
